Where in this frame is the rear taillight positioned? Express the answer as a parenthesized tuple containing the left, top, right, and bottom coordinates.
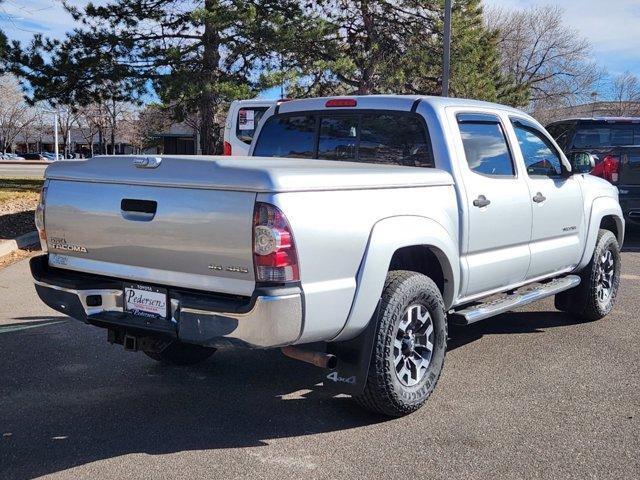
(253, 202, 299, 283)
(223, 141, 232, 155)
(35, 181, 48, 252)
(592, 154, 620, 184)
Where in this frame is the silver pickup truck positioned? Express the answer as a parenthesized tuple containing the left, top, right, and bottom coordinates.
(31, 95, 624, 417)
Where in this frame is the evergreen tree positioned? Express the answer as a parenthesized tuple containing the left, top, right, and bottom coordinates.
(275, 0, 526, 105)
(404, 0, 527, 105)
(8, 0, 321, 154)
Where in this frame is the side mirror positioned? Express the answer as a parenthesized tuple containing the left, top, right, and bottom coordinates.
(568, 152, 597, 174)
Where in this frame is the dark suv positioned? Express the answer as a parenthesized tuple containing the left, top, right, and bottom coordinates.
(546, 117, 640, 226)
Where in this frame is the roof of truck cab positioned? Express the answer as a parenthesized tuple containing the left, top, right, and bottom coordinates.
(547, 117, 640, 125)
(276, 94, 528, 117)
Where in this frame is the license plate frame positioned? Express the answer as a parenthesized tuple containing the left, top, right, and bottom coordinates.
(123, 283, 168, 321)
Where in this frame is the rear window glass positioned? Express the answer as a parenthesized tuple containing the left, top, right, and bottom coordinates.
(572, 124, 640, 148)
(458, 121, 514, 177)
(359, 114, 432, 167)
(318, 116, 358, 161)
(236, 107, 269, 144)
(253, 111, 434, 167)
(252, 115, 317, 158)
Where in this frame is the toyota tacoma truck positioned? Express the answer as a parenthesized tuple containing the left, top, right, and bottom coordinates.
(31, 95, 624, 417)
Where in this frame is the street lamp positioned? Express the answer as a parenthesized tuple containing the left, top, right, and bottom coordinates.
(442, 0, 452, 97)
(42, 108, 60, 160)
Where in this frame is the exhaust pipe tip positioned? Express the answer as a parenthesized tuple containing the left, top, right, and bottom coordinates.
(325, 355, 338, 369)
(281, 346, 337, 369)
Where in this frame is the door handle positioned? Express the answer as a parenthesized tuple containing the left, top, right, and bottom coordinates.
(533, 192, 546, 203)
(473, 195, 491, 208)
(121, 199, 157, 221)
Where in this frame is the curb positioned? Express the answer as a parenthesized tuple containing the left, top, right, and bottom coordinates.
(0, 231, 39, 258)
(0, 161, 51, 165)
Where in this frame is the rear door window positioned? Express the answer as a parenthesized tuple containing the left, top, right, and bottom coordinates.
(254, 111, 434, 167)
(457, 115, 515, 177)
(252, 115, 317, 158)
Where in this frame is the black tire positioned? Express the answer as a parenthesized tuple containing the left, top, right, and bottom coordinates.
(554, 229, 621, 321)
(144, 342, 216, 366)
(354, 270, 447, 417)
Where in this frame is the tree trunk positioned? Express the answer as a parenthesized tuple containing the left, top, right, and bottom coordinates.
(199, 0, 221, 155)
(357, 0, 375, 95)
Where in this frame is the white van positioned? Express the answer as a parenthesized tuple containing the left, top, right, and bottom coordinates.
(223, 99, 277, 156)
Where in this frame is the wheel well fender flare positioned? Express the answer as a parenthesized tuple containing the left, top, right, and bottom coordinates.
(578, 197, 624, 270)
(331, 215, 459, 342)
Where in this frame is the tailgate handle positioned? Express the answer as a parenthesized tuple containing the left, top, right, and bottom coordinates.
(121, 199, 157, 221)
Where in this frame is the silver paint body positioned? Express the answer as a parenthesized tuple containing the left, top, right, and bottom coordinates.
(41, 95, 624, 347)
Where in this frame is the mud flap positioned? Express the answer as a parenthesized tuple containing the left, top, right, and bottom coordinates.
(323, 302, 381, 396)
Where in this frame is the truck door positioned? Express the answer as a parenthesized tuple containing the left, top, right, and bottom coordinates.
(509, 118, 585, 279)
(456, 113, 533, 297)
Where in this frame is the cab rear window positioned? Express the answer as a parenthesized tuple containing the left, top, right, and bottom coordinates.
(253, 111, 434, 168)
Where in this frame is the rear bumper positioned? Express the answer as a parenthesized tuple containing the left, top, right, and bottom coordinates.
(30, 255, 303, 348)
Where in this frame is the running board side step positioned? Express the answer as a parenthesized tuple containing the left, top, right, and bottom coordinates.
(449, 275, 581, 326)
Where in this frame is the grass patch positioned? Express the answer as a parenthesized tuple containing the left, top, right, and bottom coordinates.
(0, 178, 43, 205)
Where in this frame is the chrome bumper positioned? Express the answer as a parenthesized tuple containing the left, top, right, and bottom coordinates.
(33, 276, 303, 349)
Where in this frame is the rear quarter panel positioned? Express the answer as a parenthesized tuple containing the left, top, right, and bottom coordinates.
(259, 185, 459, 343)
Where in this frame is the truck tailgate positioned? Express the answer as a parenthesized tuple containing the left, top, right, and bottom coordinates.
(45, 179, 256, 296)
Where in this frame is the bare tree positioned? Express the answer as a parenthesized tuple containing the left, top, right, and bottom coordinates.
(104, 98, 133, 154)
(486, 5, 601, 111)
(76, 104, 104, 156)
(121, 104, 170, 154)
(606, 72, 640, 116)
(0, 74, 36, 153)
(55, 106, 79, 157)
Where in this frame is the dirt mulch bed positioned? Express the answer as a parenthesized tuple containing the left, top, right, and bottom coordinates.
(0, 245, 39, 269)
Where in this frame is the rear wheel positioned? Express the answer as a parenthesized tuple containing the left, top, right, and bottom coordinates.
(354, 270, 447, 417)
(144, 342, 216, 366)
(555, 229, 621, 321)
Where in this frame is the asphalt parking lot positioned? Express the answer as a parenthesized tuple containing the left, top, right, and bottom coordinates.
(1, 240, 638, 479)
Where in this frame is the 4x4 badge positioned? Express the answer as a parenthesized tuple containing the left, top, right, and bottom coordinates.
(326, 371, 356, 384)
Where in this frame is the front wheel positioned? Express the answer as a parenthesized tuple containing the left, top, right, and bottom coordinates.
(354, 270, 447, 417)
(144, 342, 216, 366)
(555, 229, 621, 321)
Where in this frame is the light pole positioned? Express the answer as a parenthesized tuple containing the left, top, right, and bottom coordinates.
(53, 112, 59, 160)
(43, 108, 60, 160)
(442, 0, 452, 97)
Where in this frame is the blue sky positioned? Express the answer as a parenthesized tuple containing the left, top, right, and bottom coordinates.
(2, 0, 639, 98)
(484, 0, 640, 78)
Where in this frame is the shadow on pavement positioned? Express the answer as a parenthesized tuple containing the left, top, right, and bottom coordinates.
(0, 320, 386, 479)
(0, 210, 36, 240)
(448, 310, 582, 351)
(621, 226, 640, 252)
